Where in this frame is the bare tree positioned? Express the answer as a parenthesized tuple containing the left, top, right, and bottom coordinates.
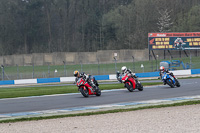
(157, 9, 173, 32)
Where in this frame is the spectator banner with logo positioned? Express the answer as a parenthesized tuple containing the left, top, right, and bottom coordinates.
(148, 32, 200, 50)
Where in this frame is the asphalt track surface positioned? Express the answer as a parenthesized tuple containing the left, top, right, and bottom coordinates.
(0, 78, 200, 114)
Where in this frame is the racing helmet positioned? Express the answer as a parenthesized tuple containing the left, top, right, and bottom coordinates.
(73, 70, 79, 77)
(176, 38, 182, 43)
(121, 66, 127, 73)
(159, 66, 165, 72)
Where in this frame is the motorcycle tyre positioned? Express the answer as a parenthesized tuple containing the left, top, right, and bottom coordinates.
(137, 83, 143, 91)
(166, 79, 174, 88)
(96, 86, 101, 96)
(175, 79, 181, 87)
(126, 83, 134, 92)
(80, 87, 89, 97)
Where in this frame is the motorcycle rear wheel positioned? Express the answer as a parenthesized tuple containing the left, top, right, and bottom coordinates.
(80, 88, 89, 97)
(126, 83, 134, 92)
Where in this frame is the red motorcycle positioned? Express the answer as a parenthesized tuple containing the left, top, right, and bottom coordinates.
(121, 73, 143, 92)
(76, 77, 101, 97)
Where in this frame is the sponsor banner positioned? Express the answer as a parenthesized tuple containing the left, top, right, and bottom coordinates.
(109, 74, 117, 80)
(136, 72, 160, 78)
(0, 80, 14, 85)
(60, 77, 75, 82)
(14, 79, 37, 84)
(37, 78, 60, 83)
(169, 70, 191, 76)
(191, 69, 200, 75)
(94, 75, 109, 80)
(148, 32, 200, 50)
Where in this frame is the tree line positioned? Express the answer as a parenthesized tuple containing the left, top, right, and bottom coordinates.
(0, 0, 199, 55)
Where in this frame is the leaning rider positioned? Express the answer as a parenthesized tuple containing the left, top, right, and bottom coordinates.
(121, 66, 137, 88)
(121, 66, 136, 78)
(73, 70, 97, 90)
(159, 66, 173, 85)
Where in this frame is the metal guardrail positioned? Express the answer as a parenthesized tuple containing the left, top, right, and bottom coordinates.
(0, 69, 199, 86)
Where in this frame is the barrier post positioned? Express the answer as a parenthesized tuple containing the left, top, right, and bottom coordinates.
(80, 61, 83, 72)
(32, 63, 34, 79)
(1, 65, 4, 81)
(156, 55, 159, 71)
(48, 64, 50, 78)
(97, 59, 100, 75)
(16, 64, 19, 79)
(63, 61, 66, 77)
(132, 56, 135, 73)
(113, 57, 117, 73)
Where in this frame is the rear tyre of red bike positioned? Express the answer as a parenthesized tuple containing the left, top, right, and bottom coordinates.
(80, 87, 89, 97)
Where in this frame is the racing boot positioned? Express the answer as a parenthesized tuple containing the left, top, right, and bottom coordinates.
(163, 81, 166, 85)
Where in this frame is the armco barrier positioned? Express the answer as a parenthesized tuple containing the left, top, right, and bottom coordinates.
(94, 75, 109, 80)
(14, 79, 37, 84)
(169, 69, 191, 76)
(0, 69, 199, 86)
(135, 72, 159, 78)
(191, 69, 200, 75)
(0, 80, 14, 85)
(37, 78, 60, 84)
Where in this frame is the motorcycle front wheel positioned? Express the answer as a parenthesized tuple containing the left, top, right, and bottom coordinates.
(137, 83, 143, 91)
(175, 79, 181, 87)
(125, 83, 134, 92)
(95, 87, 101, 96)
(166, 79, 175, 88)
(80, 87, 89, 97)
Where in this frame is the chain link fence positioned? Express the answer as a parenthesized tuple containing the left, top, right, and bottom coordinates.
(0, 53, 200, 81)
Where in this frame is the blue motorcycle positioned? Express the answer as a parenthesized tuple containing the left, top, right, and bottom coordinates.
(161, 72, 180, 88)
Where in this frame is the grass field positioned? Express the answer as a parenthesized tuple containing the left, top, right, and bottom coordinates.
(1, 56, 200, 80)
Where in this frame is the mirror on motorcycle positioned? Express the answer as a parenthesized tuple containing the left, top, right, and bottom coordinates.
(116, 71, 120, 74)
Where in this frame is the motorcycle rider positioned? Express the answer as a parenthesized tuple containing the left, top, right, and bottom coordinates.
(121, 66, 136, 78)
(159, 66, 173, 85)
(73, 70, 98, 91)
(174, 38, 184, 49)
(116, 66, 136, 83)
(121, 66, 137, 88)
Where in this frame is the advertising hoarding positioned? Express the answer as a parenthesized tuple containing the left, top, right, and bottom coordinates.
(148, 32, 200, 50)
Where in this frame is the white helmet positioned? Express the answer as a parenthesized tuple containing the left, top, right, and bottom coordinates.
(121, 66, 127, 73)
(159, 66, 165, 72)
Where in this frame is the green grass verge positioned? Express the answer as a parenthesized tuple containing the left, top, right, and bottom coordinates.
(1, 100, 200, 123)
(0, 82, 162, 99)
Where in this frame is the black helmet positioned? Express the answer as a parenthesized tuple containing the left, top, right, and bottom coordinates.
(73, 70, 79, 77)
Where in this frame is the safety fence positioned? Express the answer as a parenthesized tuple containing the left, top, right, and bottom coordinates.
(0, 69, 199, 86)
(0, 52, 200, 81)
